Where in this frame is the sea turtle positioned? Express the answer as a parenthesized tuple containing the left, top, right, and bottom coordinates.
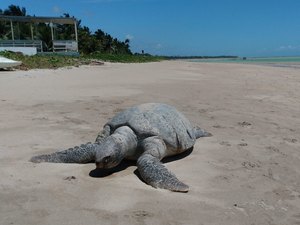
(31, 103, 211, 192)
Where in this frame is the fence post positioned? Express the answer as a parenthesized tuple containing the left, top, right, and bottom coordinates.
(10, 20, 15, 42)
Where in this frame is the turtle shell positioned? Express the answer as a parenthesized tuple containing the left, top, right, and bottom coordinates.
(105, 103, 196, 152)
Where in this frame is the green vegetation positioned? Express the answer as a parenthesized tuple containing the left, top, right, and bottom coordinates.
(87, 53, 164, 63)
(0, 51, 89, 70)
(0, 51, 164, 70)
(0, 4, 164, 68)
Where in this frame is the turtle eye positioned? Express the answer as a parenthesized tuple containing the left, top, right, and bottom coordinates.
(103, 156, 111, 164)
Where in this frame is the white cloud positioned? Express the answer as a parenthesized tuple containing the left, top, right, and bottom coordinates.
(277, 45, 300, 51)
(155, 43, 162, 49)
(52, 6, 62, 14)
(125, 34, 134, 40)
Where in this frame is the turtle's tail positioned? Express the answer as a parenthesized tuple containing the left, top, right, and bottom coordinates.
(30, 142, 98, 163)
(193, 127, 212, 139)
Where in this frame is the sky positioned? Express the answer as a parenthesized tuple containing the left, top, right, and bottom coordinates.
(1, 0, 300, 57)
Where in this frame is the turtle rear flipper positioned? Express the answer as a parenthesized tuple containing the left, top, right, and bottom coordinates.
(30, 142, 98, 163)
(193, 126, 212, 138)
(137, 137, 189, 192)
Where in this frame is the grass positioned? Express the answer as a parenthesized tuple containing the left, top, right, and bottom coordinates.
(87, 53, 165, 63)
(0, 51, 90, 70)
(0, 51, 165, 70)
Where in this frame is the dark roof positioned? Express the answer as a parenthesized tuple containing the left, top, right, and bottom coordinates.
(0, 15, 76, 24)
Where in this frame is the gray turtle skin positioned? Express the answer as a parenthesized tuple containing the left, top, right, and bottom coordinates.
(31, 103, 211, 192)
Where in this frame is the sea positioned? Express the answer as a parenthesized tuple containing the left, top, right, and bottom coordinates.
(186, 56, 300, 67)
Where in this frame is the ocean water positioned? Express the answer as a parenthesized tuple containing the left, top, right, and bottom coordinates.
(187, 56, 300, 64)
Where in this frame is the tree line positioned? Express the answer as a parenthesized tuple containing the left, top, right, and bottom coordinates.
(0, 5, 132, 54)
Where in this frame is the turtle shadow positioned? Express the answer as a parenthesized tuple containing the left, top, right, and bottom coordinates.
(89, 160, 136, 178)
(162, 146, 194, 163)
(89, 147, 194, 180)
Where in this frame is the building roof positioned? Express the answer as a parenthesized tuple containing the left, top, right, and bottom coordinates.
(0, 15, 76, 24)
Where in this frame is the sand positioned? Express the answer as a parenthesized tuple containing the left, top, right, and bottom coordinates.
(0, 61, 299, 225)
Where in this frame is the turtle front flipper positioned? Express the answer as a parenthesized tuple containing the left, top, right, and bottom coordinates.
(30, 142, 98, 163)
(137, 137, 189, 192)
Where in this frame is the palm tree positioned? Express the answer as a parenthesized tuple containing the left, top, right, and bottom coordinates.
(3, 4, 26, 16)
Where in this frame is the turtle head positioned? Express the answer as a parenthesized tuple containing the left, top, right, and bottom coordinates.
(95, 137, 124, 169)
(95, 126, 138, 169)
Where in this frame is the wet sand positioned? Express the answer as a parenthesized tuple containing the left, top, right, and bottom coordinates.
(0, 61, 299, 225)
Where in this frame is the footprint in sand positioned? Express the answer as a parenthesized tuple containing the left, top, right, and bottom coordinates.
(238, 143, 248, 147)
(63, 176, 76, 181)
(238, 121, 252, 128)
(283, 138, 297, 143)
(213, 124, 226, 129)
(242, 161, 261, 169)
(129, 210, 154, 222)
(219, 141, 231, 146)
(265, 146, 287, 157)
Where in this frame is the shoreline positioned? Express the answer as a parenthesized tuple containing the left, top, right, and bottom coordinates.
(174, 55, 300, 68)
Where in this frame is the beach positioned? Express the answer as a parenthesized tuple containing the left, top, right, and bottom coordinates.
(0, 61, 299, 225)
